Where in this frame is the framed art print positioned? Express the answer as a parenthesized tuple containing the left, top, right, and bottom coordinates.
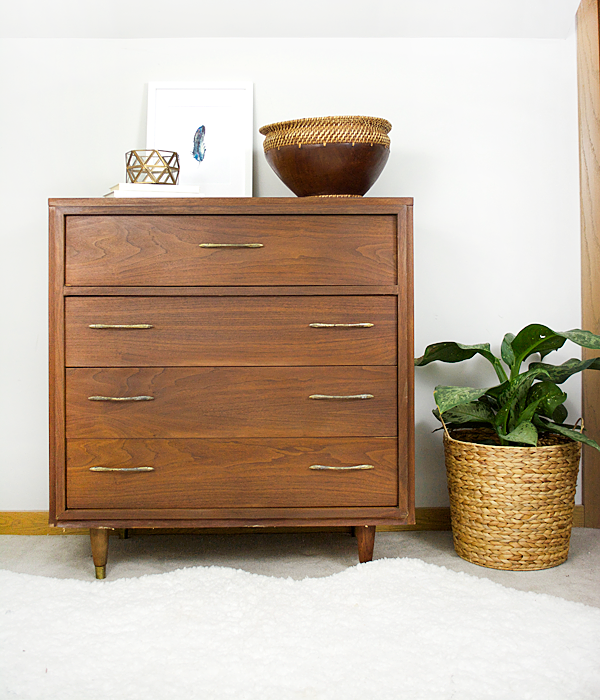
(146, 82, 253, 196)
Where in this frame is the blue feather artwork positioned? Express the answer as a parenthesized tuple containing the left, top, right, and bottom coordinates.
(192, 125, 206, 162)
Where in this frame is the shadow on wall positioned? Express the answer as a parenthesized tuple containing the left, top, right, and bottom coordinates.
(414, 420, 448, 506)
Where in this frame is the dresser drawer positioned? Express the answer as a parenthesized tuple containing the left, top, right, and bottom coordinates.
(65, 296, 397, 367)
(65, 215, 396, 286)
(65, 366, 398, 438)
(66, 437, 398, 508)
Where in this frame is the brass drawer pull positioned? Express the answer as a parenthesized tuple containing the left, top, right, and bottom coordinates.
(89, 466, 155, 472)
(309, 464, 374, 471)
(88, 396, 155, 402)
(309, 394, 374, 400)
(198, 243, 263, 248)
(89, 324, 154, 329)
(309, 323, 374, 328)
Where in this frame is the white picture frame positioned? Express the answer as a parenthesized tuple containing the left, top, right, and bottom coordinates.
(146, 82, 253, 196)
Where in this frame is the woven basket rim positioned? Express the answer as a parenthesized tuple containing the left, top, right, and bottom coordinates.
(444, 426, 580, 451)
(259, 115, 392, 136)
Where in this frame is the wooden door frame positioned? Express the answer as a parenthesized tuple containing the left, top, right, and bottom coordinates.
(578, 0, 600, 527)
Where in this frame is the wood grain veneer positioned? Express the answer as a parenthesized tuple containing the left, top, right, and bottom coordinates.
(49, 197, 414, 575)
(578, 0, 600, 528)
(66, 438, 398, 509)
(65, 296, 398, 367)
(66, 215, 397, 286)
(65, 366, 398, 438)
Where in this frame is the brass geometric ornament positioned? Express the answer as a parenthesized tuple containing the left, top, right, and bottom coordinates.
(125, 150, 180, 184)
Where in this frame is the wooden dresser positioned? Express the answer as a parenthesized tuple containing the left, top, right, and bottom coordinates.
(49, 197, 414, 578)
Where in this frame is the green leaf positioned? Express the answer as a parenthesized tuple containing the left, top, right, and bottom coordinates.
(493, 403, 512, 437)
(433, 386, 488, 415)
(434, 401, 495, 425)
(534, 416, 600, 451)
(509, 383, 565, 434)
(488, 366, 552, 434)
(516, 399, 545, 425)
(552, 404, 568, 424)
(509, 324, 566, 375)
(536, 337, 570, 361)
(529, 357, 600, 384)
(502, 421, 539, 446)
(479, 393, 500, 411)
(486, 365, 550, 403)
(501, 333, 516, 369)
(415, 342, 508, 383)
(560, 329, 600, 350)
(527, 382, 567, 419)
(485, 381, 508, 401)
(415, 341, 491, 365)
(509, 326, 600, 374)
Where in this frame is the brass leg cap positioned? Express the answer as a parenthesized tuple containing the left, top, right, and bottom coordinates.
(95, 566, 106, 580)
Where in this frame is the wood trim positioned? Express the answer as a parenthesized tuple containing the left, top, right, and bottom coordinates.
(0, 512, 88, 535)
(405, 205, 415, 524)
(63, 286, 400, 297)
(578, 0, 600, 527)
(51, 504, 412, 527)
(381, 507, 451, 531)
(48, 197, 414, 216)
(48, 206, 66, 524)
(3, 507, 583, 535)
(396, 204, 415, 525)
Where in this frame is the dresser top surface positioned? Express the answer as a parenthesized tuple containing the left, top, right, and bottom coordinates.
(48, 196, 413, 216)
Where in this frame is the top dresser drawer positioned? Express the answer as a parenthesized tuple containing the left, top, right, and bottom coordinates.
(65, 215, 396, 286)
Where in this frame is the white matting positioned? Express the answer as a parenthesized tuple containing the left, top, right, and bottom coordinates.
(1, 557, 599, 700)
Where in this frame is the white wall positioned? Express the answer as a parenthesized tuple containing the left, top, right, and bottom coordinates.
(0, 35, 581, 510)
(0, 0, 581, 38)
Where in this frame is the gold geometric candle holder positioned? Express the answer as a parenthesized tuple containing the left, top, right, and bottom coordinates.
(125, 150, 180, 185)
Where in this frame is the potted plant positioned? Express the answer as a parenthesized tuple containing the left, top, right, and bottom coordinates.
(415, 324, 600, 571)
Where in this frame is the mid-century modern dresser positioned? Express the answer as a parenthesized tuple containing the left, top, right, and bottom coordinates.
(49, 197, 414, 577)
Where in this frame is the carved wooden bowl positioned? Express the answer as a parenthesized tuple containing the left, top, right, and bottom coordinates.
(259, 116, 391, 197)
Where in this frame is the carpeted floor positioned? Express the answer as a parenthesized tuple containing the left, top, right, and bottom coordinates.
(1, 528, 599, 607)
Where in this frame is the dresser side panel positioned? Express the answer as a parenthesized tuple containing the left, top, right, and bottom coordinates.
(399, 204, 415, 523)
(49, 206, 67, 523)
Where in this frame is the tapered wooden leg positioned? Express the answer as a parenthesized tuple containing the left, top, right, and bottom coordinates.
(356, 525, 376, 563)
(90, 528, 110, 579)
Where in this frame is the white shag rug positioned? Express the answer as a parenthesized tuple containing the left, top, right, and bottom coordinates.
(1, 558, 599, 700)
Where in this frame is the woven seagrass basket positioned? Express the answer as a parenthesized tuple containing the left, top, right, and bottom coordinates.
(259, 115, 392, 151)
(258, 115, 392, 197)
(443, 426, 581, 571)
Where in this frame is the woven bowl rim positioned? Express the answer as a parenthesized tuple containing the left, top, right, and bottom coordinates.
(444, 426, 580, 451)
(259, 115, 392, 136)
